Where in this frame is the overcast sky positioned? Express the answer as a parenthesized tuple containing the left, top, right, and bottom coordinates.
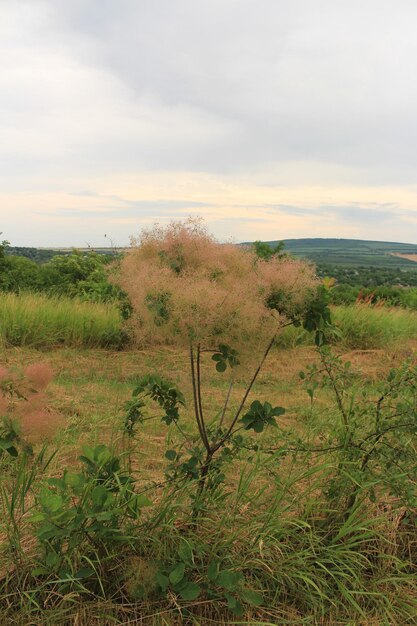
(1, 0, 417, 246)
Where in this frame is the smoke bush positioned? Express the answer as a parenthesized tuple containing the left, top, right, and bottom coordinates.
(117, 219, 318, 356)
(0, 363, 62, 443)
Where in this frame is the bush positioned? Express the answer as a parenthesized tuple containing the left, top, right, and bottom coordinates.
(117, 219, 318, 353)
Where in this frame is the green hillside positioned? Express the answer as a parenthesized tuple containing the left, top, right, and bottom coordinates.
(8, 239, 417, 269)
(271, 238, 417, 268)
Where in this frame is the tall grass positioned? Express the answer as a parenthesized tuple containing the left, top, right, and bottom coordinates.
(0, 293, 126, 349)
(276, 304, 417, 349)
(332, 304, 417, 349)
(0, 453, 415, 625)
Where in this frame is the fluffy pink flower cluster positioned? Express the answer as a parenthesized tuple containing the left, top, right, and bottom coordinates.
(117, 219, 318, 359)
(0, 363, 61, 442)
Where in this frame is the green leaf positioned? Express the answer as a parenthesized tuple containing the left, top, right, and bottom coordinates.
(75, 567, 95, 579)
(303, 318, 315, 332)
(39, 490, 64, 513)
(252, 421, 265, 433)
(94, 511, 114, 521)
(135, 493, 152, 508)
(240, 588, 263, 606)
(165, 449, 177, 461)
(45, 551, 60, 568)
(315, 330, 325, 346)
(92, 485, 109, 507)
(155, 571, 169, 591)
(0, 439, 15, 450)
(217, 570, 242, 591)
(31, 567, 48, 577)
(224, 592, 237, 608)
(179, 582, 201, 601)
(178, 539, 193, 564)
(230, 600, 244, 616)
(207, 561, 219, 582)
(215, 361, 227, 373)
(169, 562, 185, 585)
(47, 477, 66, 489)
(64, 472, 84, 489)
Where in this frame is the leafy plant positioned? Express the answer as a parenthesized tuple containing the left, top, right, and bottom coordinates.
(151, 539, 263, 616)
(30, 445, 151, 584)
(0, 418, 20, 459)
(241, 400, 285, 433)
(119, 223, 334, 503)
(298, 347, 417, 514)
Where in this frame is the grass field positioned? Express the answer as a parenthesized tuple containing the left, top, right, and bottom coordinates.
(0, 335, 416, 624)
(279, 238, 417, 267)
(0, 292, 126, 349)
(0, 290, 416, 624)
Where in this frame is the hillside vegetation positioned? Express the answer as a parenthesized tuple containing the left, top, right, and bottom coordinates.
(280, 237, 417, 267)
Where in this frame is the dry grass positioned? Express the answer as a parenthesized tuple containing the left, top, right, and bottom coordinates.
(1, 340, 415, 483)
(0, 341, 416, 625)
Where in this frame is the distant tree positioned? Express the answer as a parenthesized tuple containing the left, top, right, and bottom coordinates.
(253, 240, 286, 260)
(0, 234, 10, 261)
(0, 256, 41, 292)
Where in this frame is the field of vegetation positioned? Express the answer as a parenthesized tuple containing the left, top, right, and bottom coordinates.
(0, 224, 416, 625)
(279, 238, 417, 267)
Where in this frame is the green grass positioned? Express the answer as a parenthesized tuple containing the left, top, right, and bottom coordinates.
(331, 304, 417, 349)
(276, 304, 417, 350)
(0, 292, 126, 349)
(280, 238, 417, 267)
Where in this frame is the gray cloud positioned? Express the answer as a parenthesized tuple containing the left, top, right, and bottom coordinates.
(50, 198, 213, 218)
(2, 0, 417, 182)
(237, 202, 414, 222)
(2, 1, 417, 245)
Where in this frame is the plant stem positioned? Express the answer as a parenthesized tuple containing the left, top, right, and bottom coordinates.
(219, 381, 233, 431)
(189, 343, 210, 453)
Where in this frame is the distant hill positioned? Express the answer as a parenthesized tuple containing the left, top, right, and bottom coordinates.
(264, 238, 417, 268)
(5, 246, 118, 263)
(7, 238, 417, 270)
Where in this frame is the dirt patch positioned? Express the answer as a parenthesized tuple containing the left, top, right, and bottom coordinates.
(390, 252, 417, 263)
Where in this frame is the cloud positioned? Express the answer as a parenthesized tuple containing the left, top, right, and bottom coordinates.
(234, 202, 413, 223)
(2, 0, 417, 182)
(51, 196, 213, 218)
(2, 1, 417, 244)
